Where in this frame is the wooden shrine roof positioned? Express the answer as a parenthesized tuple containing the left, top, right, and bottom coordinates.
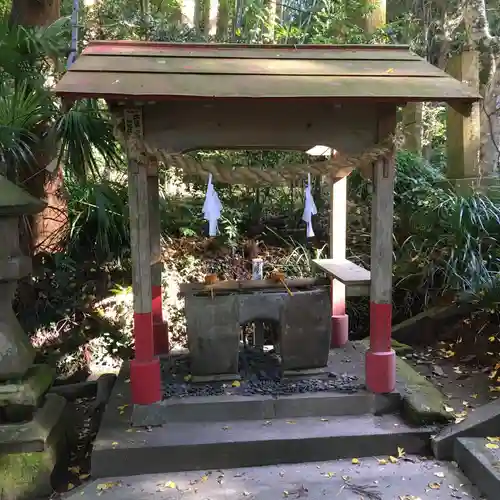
(55, 41, 480, 104)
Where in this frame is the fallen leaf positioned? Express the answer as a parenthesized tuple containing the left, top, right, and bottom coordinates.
(428, 482, 441, 490)
(320, 418, 328, 422)
(79, 474, 90, 480)
(263, 420, 272, 426)
(324, 472, 335, 478)
(232, 380, 241, 387)
(443, 405, 454, 413)
(471, 394, 478, 399)
(351, 458, 360, 465)
(397, 447, 405, 458)
(378, 459, 388, 465)
(434, 472, 445, 478)
(386, 68, 394, 73)
(222, 426, 230, 431)
(389, 456, 398, 464)
(201, 475, 209, 482)
(111, 441, 119, 447)
(67, 483, 75, 491)
(489, 336, 497, 342)
(283, 490, 289, 497)
(286, 420, 296, 424)
(486, 443, 500, 449)
(487, 437, 500, 442)
(68, 466, 80, 474)
(184, 374, 192, 382)
(97, 482, 121, 491)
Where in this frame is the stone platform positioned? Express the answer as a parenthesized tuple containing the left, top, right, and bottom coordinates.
(90, 342, 453, 478)
(74, 456, 482, 499)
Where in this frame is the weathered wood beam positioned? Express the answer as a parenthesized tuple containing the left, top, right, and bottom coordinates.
(328, 177, 349, 347)
(125, 107, 162, 405)
(147, 160, 169, 355)
(366, 105, 397, 394)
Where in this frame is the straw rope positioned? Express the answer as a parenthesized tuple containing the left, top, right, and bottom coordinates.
(114, 109, 394, 184)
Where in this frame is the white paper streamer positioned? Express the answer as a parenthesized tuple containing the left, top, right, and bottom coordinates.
(302, 173, 317, 238)
(202, 173, 222, 236)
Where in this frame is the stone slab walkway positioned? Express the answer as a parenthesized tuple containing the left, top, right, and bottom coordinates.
(65, 456, 481, 499)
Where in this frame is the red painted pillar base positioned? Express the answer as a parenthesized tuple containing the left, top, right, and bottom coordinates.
(331, 314, 349, 348)
(152, 285, 169, 355)
(153, 320, 169, 355)
(366, 301, 396, 393)
(130, 358, 162, 404)
(365, 349, 396, 393)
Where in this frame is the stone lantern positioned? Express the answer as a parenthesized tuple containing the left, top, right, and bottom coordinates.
(0, 175, 68, 499)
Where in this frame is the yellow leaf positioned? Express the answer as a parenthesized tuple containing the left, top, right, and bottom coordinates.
(79, 474, 90, 480)
(386, 68, 394, 73)
(487, 436, 500, 442)
(68, 466, 80, 474)
(389, 456, 398, 464)
(97, 482, 120, 491)
(283, 490, 289, 497)
(325, 472, 335, 478)
(111, 442, 119, 447)
(166, 481, 177, 488)
(490, 370, 498, 380)
(489, 336, 496, 342)
(378, 459, 388, 465)
(397, 446, 405, 458)
(351, 458, 360, 465)
(471, 394, 478, 399)
(286, 420, 296, 424)
(486, 443, 499, 449)
(443, 405, 454, 413)
(232, 380, 241, 387)
(67, 483, 75, 491)
(428, 482, 441, 490)
(184, 374, 192, 382)
(201, 475, 209, 482)
(489, 386, 500, 392)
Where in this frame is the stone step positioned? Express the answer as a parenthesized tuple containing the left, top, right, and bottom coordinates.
(455, 437, 500, 500)
(72, 457, 481, 499)
(131, 391, 401, 426)
(92, 413, 436, 478)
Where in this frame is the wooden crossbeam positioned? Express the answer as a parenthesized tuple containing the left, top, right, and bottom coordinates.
(312, 258, 371, 285)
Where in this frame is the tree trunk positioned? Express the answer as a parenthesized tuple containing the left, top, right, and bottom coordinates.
(464, 0, 500, 174)
(216, 0, 230, 39)
(9, 0, 67, 255)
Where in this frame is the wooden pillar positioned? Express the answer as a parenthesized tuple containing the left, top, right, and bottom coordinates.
(402, 103, 423, 154)
(366, 106, 397, 394)
(446, 50, 480, 181)
(148, 161, 169, 355)
(329, 176, 348, 347)
(125, 108, 162, 405)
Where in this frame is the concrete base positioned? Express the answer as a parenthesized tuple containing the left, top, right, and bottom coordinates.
(455, 437, 500, 500)
(71, 456, 482, 500)
(0, 394, 68, 499)
(432, 397, 500, 460)
(282, 367, 329, 378)
(92, 411, 436, 477)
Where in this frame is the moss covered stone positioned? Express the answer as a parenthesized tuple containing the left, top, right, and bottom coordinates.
(0, 449, 54, 500)
(396, 356, 453, 425)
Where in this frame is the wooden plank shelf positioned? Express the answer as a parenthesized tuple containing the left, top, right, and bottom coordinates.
(312, 258, 371, 285)
(179, 277, 369, 297)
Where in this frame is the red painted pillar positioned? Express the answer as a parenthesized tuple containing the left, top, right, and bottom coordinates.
(126, 108, 162, 406)
(365, 125, 396, 394)
(330, 177, 348, 347)
(148, 169, 169, 355)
